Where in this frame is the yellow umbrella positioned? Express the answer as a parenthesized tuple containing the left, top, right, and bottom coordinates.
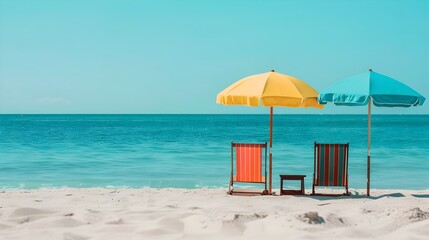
(216, 70, 323, 194)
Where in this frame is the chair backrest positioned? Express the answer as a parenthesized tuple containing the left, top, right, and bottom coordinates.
(231, 142, 267, 183)
(314, 142, 349, 187)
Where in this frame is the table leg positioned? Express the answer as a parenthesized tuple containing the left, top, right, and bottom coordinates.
(301, 179, 304, 195)
(280, 178, 283, 195)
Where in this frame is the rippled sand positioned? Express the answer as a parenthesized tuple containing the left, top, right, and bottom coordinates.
(0, 188, 428, 239)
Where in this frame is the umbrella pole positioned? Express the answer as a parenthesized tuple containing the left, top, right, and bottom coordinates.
(367, 97, 372, 196)
(269, 107, 273, 195)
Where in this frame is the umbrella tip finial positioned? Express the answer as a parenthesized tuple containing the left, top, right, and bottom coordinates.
(270, 69, 275, 72)
(369, 68, 373, 72)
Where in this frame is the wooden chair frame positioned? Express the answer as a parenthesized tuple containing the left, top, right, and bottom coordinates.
(312, 142, 349, 196)
(229, 142, 268, 195)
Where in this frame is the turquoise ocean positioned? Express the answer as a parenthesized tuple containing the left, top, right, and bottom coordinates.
(0, 114, 428, 190)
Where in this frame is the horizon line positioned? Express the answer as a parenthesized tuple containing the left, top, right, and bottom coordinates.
(1, 113, 428, 115)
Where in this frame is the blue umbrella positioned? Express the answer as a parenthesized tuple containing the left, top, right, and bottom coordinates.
(319, 69, 425, 196)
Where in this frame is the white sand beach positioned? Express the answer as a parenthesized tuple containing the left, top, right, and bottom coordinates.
(0, 188, 428, 240)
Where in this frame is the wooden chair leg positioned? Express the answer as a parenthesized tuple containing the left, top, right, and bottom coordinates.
(228, 178, 233, 194)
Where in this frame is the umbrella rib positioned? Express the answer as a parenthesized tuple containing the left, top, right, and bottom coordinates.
(262, 74, 303, 101)
(220, 73, 269, 103)
(282, 79, 309, 105)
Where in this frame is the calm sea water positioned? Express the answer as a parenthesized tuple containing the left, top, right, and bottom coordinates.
(0, 114, 428, 190)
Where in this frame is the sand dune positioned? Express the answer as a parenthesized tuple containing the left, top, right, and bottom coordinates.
(0, 188, 428, 239)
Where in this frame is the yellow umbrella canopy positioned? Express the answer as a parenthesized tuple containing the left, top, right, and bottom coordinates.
(217, 70, 323, 108)
(216, 70, 323, 194)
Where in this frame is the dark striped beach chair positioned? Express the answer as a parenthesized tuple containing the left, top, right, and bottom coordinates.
(312, 142, 349, 195)
(228, 142, 268, 195)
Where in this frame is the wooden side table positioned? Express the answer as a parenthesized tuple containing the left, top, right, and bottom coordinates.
(279, 174, 306, 195)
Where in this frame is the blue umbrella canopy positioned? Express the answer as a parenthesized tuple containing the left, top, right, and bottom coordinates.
(319, 69, 425, 107)
(318, 69, 425, 196)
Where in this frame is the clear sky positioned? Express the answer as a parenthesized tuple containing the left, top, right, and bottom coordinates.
(1, 0, 428, 114)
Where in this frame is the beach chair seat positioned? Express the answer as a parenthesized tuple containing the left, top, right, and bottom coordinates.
(312, 142, 349, 195)
(229, 142, 268, 195)
(232, 176, 266, 182)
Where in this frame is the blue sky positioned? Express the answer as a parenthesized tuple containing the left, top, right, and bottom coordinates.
(0, 0, 428, 114)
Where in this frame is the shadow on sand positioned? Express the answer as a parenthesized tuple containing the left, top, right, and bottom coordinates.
(294, 191, 406, 201)
(411, 194, 429, 198)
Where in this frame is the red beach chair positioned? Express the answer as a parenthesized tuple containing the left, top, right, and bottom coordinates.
(228, 142, 268, 195)
(312, 142, 350, 195)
